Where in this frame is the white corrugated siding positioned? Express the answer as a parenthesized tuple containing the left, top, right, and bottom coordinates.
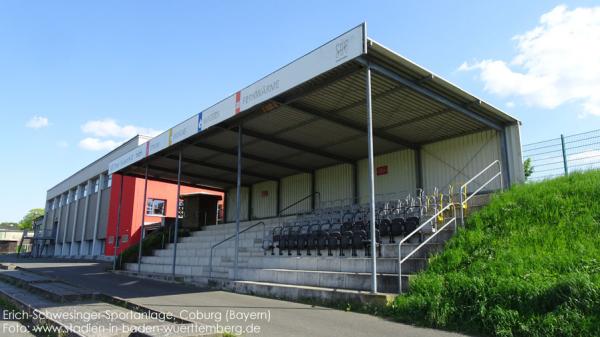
(251, 180, 277, 218)
(505, 124, 525, 184)
(315, 164, 353, 207)
(279, 173, 312, 215)
(226, 187, 249, 222)
(422, 130, 501, 194)
(357, 149, 417, 204)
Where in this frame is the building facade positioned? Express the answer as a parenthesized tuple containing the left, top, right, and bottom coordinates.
(40, 135, 223, 259)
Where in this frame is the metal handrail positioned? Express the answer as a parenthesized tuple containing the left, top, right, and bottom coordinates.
(208, 221, 266, 278)
(278, 192, 320, 216)
(459, 160, 503, 226)
(398, 203, 456, 293)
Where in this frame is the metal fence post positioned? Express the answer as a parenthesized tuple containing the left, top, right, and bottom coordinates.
(561, 134, 569, 176)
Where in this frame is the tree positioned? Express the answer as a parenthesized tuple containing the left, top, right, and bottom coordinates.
(0, 222, 18, 230)
(524, 158, 534, 181)
(18, 208, 44, 230)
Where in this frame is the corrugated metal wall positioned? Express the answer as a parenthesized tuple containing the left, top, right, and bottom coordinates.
(357, 149, 417, 204)
(251, 180, 277, 218)
(85, 193, 98, 240)
(279, 173, 311, 215)
(505, 124, 525, 184)
(226, 187, 249, 221)
(74, 199, 86, 241)
(422, 130, 502, 193)
(315, 164, 353, 207)
(97, 191, 110, 239)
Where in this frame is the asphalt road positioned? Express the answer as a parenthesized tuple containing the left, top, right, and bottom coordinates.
(0, 257, 468, 337)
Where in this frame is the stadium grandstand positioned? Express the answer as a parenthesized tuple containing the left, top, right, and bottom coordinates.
(36, 23, 524, 297)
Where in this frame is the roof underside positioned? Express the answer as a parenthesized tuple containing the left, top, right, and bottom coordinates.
(122, 41, 517, 191)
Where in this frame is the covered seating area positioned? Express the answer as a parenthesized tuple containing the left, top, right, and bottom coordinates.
(109, 24, 523, 293)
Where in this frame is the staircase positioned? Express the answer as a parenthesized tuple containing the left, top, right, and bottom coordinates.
(122, 219, 454, 302)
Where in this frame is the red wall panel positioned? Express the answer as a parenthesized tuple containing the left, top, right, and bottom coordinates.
(105, 174, 223, 256)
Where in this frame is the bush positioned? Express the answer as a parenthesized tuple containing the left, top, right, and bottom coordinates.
(389, 171, 600, 337)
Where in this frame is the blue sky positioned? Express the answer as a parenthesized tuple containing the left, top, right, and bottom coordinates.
(0, 0, 598, 222)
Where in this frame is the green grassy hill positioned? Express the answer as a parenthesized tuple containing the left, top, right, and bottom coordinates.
(390, 171, 600, 337)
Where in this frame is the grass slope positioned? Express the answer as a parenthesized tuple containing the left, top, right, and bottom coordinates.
(390, 171, 600, 337)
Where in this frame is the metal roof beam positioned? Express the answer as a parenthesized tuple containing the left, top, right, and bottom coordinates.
(283, 102, 418, 149)
(186, 142, 309, 173)
(379, 108, 454, 131)
(322, 85, 406, 116)
(164, 154, 278, 181)
(128, 167, 226, 193)
(147, 165, 239, 186)
(239, 127, 354, 163)
(359, 58, 503, 131)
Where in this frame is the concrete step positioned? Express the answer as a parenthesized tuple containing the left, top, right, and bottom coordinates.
(0, 269, 98, 303)
(140, 255, 426, 274)
(236, 267, 409, 293)
(380, 242, 445, 258)
(226, 280, 399, 303)
(0, 278, 197, 336)
(124, 262, 229, 279)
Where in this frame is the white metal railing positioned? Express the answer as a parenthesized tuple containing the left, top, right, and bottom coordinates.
(398, 203, 456, 293)
(459, 160, 503, 227)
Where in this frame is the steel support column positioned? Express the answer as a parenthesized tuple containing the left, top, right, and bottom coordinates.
(112, 176, 124, 270)
(138, 166, 149, 273)
(415, 148, 423, 190)
(233, 125, 243, 281)
(171, 151, 183, 276)
(366, 65, 378, 293)
(499, 129, 512, 188)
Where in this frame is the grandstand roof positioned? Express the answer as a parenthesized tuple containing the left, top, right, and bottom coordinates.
(109, 23, 519, 190)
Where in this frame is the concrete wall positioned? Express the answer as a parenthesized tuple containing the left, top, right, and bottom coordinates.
(84, 193, 98, 240)
(97, 190, 110, 240)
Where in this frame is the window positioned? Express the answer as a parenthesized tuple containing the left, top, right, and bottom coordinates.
(107, 174, 112, 188)
(146, 198, 166, 216)
(93, 179, 99, 193)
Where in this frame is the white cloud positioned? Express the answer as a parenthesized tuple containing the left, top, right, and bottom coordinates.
(78, 118, 161, 151)
(78, 137, 122, 151)
(25, 116, 49, 129)
(81, 118, 161, 139)
(459, 5, 600, 116)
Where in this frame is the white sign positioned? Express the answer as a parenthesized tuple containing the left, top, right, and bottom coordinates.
(109, 24, 366, 175)
(147, 131, 171, 156)
(171, 115, 199, 145)
(108, 144, 146, 174)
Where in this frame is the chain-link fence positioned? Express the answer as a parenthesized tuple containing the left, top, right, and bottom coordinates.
(523, 129, 600, 181)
